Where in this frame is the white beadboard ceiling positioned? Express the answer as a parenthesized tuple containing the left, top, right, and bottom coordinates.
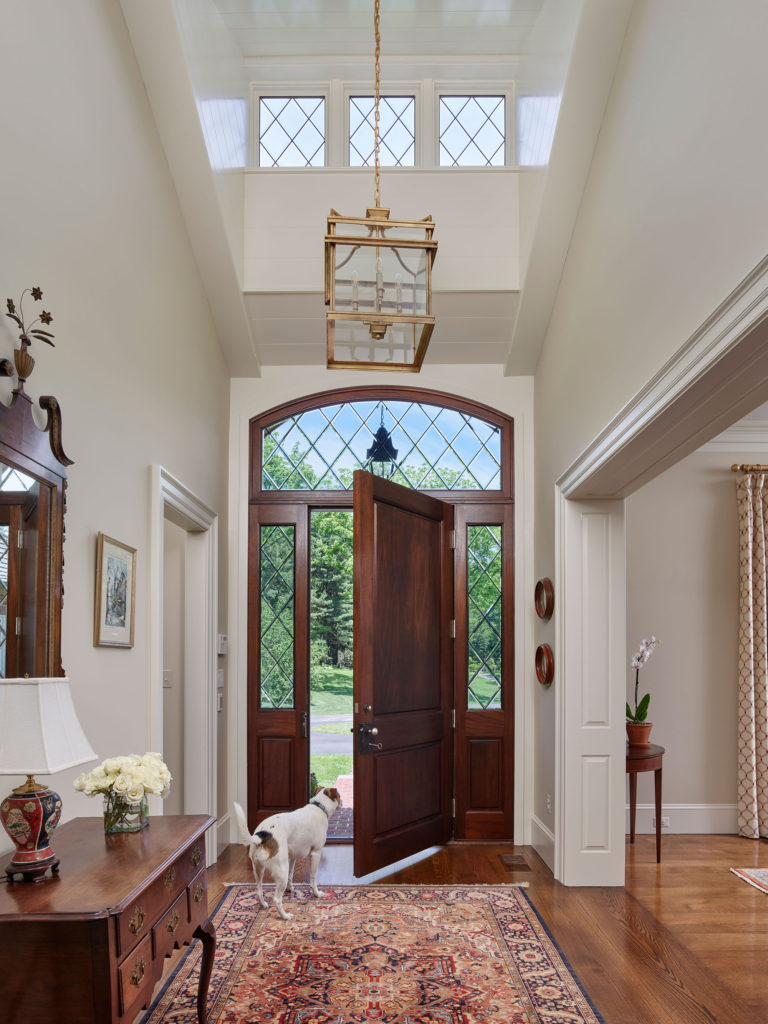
(210, 0, 548, 59)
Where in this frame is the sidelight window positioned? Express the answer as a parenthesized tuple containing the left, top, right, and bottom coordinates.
(259, 525, 296, 708)
(466, 524, 503, 709)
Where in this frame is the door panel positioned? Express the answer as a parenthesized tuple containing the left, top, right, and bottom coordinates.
(247, 504, 309, 830)
(353, 471, 453, 877)
(453, 504, 514, 840)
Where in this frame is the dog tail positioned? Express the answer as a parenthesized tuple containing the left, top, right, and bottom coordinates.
(232, 801, 253, 846)
(232, 801, 280, 862)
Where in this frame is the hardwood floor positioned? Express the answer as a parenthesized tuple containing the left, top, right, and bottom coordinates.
(209, 833, 768, 1024)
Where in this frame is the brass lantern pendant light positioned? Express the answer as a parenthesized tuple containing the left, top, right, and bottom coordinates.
(325, 0, 438, 371)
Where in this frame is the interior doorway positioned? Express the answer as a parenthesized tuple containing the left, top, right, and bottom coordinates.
(309, 508, 354, 839)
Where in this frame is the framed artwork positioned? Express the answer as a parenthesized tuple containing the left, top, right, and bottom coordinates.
(94, 533, 136, 647)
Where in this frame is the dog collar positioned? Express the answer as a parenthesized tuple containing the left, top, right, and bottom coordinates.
(310, 799, 329, 818)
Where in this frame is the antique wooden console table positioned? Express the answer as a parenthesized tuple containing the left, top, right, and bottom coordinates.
(0, 814, 216, 1024)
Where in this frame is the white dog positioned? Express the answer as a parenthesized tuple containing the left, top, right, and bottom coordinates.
(232, 787, 341, 920)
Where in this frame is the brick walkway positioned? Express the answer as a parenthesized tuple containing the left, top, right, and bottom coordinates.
(327, 774, 353, 839)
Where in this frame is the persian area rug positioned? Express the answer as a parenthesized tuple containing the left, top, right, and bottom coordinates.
(731, 866, 768, 893)
(140, 884, 604, 1024)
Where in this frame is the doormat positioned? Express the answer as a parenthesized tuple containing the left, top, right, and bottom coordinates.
(731, 866, 768, 893)
(139, 884, 604, 1024)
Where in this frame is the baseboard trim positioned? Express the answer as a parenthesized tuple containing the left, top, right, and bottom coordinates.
(531, 814, 555, 871)
(626, 802, 738, 835)
(216, 812, 231, 860)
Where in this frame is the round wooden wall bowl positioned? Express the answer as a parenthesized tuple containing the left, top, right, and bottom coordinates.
(534, 578, 554, 621)
(535, 643, 554, 686)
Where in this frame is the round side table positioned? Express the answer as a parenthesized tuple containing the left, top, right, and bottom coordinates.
(626, 742, 665, 863)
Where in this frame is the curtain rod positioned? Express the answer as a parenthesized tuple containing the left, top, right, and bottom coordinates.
(731, 463, 768, 472)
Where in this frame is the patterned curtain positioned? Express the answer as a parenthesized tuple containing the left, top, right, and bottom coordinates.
(737, 473, 768, 838)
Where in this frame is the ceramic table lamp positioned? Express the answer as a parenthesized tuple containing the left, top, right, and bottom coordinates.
(0, 677, 96, 881)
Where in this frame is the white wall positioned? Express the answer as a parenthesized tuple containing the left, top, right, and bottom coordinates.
(625, 452, 742, 833)
(227, 365, 535, 844)
(533, 0, 768, 840)
(0, 0, 229, 836)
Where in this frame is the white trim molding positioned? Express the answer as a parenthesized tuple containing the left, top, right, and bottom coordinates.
(531, 814, 555, 872)
(627, 803, 738, 835)
(559, 254, 768, 500)
(149, 465, 219, 865)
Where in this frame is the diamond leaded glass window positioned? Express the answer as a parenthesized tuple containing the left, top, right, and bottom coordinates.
(439, 95, 505, 167)
(260, 525, 295, 708)
(261, 399, 502, 493)
(467, 524, 502, 710)
(259, 97, 325, 167)
(349, 96, 415, 167)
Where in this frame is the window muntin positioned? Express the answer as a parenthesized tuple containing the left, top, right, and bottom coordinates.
(467, 524, 502, 710)
(259, 524, 295, 708)
(259, 96, 326, 167)
(261, 399, 502, 493)
(349, 96, 415, 167)
(439, 95, 505, 167)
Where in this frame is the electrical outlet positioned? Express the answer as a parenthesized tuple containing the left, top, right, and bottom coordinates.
(546, 793, 552, 814)
(652, 816, 670, 829)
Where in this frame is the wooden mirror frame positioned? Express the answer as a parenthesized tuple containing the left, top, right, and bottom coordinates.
(0, 391, 72, 677)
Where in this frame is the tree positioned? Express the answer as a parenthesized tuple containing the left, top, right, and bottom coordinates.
(310, 510, 353, 666)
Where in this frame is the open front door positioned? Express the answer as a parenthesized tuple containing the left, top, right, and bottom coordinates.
(352, 470, 453, 877)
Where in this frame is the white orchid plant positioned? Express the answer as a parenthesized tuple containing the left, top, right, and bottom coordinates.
(74, 752, 172, 805)
(626, 636, 659, 723)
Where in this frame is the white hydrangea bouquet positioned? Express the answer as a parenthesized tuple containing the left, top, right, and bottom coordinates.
(74, 752, 172, 833)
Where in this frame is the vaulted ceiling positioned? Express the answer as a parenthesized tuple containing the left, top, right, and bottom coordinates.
(121, 0, 633, 376)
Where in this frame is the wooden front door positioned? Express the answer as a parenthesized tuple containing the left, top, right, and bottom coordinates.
(352, 471, 454, 877)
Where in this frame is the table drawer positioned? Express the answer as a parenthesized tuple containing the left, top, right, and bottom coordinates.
(116, 838, 206, 955)
(188, 866, 208, 924)
(118, 932, 154, 1018)
(152, 890, 190, 962)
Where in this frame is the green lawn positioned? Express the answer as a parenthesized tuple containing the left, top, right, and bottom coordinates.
(310, 753, 353, 789)
(310, 665, 353, 715)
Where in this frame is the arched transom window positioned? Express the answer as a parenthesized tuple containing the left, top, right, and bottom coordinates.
(260, 397, 503, 493)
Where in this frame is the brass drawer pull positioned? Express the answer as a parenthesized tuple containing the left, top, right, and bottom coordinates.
(166, 911, 179, 935)
(164, 866, 176, 891)
(193, 884, 204, 904)
(130, 958, 145, 987)
(128, 905, 145, 934)
(191, 846, 202, 868)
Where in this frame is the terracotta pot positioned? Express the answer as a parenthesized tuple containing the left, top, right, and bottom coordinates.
(626, 721, 653, 746)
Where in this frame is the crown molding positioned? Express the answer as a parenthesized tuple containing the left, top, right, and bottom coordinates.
(558, 253, 768, 499)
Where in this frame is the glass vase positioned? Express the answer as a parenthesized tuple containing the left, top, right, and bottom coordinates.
(103, 792, 149, 833)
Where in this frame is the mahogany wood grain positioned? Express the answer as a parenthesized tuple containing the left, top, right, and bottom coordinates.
(210, 833, 768, 1024)
(0, 815, 216, 1024)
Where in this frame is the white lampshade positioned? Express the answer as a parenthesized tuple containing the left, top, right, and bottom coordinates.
(0, 677, 97, 775)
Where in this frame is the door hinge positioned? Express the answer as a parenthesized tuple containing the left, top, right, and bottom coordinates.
(452, 709, 456, 728)
(17, 531, 22, 549)
(449, 619, 456, 639)
(15, 616, 21, 636)
(449, 529, 456, 549)
(452, 797, 456, 818)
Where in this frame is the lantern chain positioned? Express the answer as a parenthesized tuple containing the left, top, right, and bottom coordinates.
(373, 0, 381, 208)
